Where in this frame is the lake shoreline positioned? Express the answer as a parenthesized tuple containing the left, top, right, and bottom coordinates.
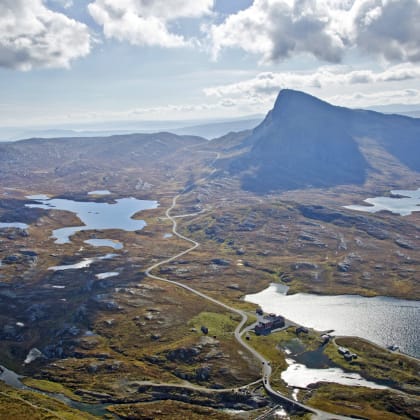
(245, 283, 420, 359)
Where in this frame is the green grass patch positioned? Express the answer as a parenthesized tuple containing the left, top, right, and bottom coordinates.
(22, 378, 83, 402)
(188, 311, 238, 339)
(108, 400, 234, 419)
(324, 337, 420, 392)
(308, 383, 419, 420)
(0, 381, 99, 419)
(278, 327, 321, 350)
(246, 331, 289, 392)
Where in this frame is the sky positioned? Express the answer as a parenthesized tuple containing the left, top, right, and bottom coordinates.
(1, 0, 420, 130)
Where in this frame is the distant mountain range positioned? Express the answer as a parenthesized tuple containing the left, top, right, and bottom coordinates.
(2, 90, 420, 195)
(0, 116, 263, 142)
(173, 118, 262, 139)
(222, 89, 420, 193)
(0, 132, 205, 191)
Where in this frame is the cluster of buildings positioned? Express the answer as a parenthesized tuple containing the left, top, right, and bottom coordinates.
(338, 346, 358, 361)
(254, 313, 285, 335)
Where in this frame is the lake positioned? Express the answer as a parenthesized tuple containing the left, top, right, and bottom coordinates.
(281, 358, 387, 389)
(95, 272, 119, 280)
(84, 239, 123, 250)
(48, 253, 117, 271)
(0, 222, 28, 229)
(344, 188, 420, 216)
(26, 196, 158, 244)
(88, 190, 111, 196)
(245, 284, 420, 358)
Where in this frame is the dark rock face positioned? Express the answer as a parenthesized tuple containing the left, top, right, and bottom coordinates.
(226, 89, 420, 193)
(360, 111, 420, 172)
(166, 347, 201, 362)
(210, 258, 230, 266)
(195, 366, 211, 381)
(395, 239, 415, 250)
(297, 205, 391, 240)
(291, 262, 318, 271)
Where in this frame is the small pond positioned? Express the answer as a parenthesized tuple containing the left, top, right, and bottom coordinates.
(281, 359, 387, 389)
(26, 196, 158, 244)
(88, 190, 111, 196)
(344, 188, 420, 216)
(95, 272, 119, 280)
(49, 254, 116, 271)
(84, 239, 123, 250)
(0, 222, 28, 229)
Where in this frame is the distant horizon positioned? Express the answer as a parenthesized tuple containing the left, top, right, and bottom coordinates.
(1, 1, 420, 128)
(1, 94, 419, 142)
(0, 112, 265, 142)
(1, 3, 419, 418)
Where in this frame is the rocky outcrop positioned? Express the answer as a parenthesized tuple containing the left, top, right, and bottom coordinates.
(166, 347, 201, 363)
(133, 383, 270, 410)
(24, 348, 45, 364)
(298, 205, 391, 240)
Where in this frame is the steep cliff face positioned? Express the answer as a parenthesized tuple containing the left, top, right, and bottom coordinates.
(227, 89, 420, 193)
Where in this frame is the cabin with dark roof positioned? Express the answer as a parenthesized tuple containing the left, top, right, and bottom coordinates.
(254, 314, 285, 335)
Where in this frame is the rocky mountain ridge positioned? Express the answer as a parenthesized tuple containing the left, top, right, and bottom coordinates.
(224, 89, 420, 193)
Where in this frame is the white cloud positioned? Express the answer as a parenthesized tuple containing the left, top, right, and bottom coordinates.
(1, 97, 257, 126)
(204, 64, 420, 101)
(0, 0, 91, 71)
(208, 0, 420, 63)
(208, 0, 345, 63)
(351, 0, 420, 62)
(49, 0, 73, 9)
(88, 0, 214, 48)
(328, 88, 420, 108)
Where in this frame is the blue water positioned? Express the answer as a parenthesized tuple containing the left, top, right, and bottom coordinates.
(0, 222, 28, 229)
(84, 239, 123, 250)
(345, 188, 420, 216)
(245, 284, 420, 358)
(88, 190, 111, 196)
(49, 253, 117, 271)
(26, 196, 158, 244)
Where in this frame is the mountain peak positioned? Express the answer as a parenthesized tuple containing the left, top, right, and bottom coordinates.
(275, 88, 319, 102)
(272, 89, 335, 118)
(227, 88, 420, 193)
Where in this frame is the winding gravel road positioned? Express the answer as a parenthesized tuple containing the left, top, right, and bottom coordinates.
(144, 153, 354, 420)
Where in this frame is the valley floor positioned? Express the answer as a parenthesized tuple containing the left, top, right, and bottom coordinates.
(0, 142, 419, 419)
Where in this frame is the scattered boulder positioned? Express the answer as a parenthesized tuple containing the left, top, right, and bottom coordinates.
(291, 262, 318, 270)
(337, 261, 351, 272)
(43, 343, 65, 359)
(87, 363, 99, 374)
(211, 258, 230, 266)
(395, 239, 414, 250)
(2, 255, 21, 264)
(26, 303, 49, 322)
(1, 324, 23, 341)
(167, 347, 200, 362)
(201, 326, 209, 335)
(298, 205, 391, 240)
(238, 221, 256, 231)
(24, 348, 45, 364)
(196, 366, 211, 381)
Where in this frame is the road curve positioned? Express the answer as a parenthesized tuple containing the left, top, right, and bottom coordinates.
(144, 154, 354, 420)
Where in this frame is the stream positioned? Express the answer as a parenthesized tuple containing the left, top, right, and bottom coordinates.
(0, 365, 115, 418)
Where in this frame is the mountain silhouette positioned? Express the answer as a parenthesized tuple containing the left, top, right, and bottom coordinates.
(226, 89, 420, 193)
